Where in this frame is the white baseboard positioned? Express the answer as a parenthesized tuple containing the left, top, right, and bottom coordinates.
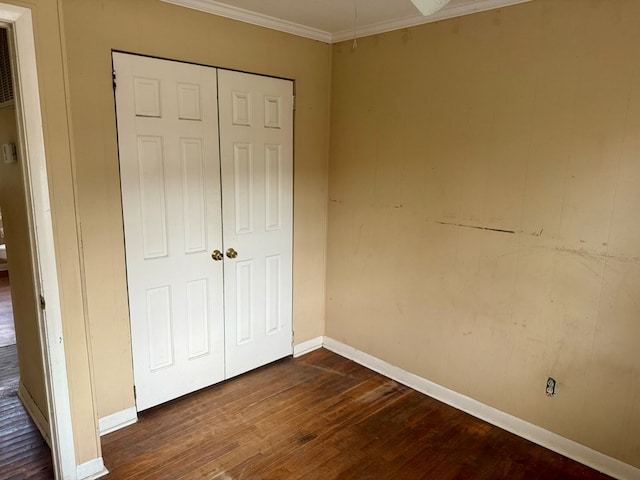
(76, 457, 109, 480)
(99, 407, 138, 436)
(18, 382, 51, 447)
(293, 336, 324, 357)
(323, 337, 640, 480)
(18, 383, 111, 479)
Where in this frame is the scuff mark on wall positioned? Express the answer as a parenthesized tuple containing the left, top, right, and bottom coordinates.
(542, 245, 638, 265)
(435, 220, 516, 234)
(434, 219, 637, 265)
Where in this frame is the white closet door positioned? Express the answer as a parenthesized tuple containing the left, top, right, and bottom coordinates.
(114, 53, 225, 411)
(217, 70, 294, 378)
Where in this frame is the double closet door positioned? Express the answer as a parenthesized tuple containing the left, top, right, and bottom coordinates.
(113, 53, 293, 411)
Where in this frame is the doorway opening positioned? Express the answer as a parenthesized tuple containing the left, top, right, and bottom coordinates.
(0, 24, 53, 477)
(0, 5, 78, 478)
(0, 223, 12, 348)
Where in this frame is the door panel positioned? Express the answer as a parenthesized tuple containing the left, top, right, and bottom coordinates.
(265, 145, 283, 231)
(137, 136, 168, 258)
(218, 70, 294, 378)
(180, 138, 208, 253)
(114, 53, 224, 411)
(232, 143, 253, 234)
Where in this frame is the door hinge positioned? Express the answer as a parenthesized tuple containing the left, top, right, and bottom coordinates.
(133, 385, 137, 401)
(39, 294, 46, 310)
(292, 95, 296, 111)
(112, 69, 117, 90)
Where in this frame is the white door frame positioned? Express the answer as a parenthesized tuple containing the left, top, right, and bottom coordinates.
(0, 4, 76, 479)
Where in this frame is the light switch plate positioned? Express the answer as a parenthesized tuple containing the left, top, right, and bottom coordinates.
(2, 143, 17, 163)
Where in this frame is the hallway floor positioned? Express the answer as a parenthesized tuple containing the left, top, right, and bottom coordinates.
(0, 275, 53, 479)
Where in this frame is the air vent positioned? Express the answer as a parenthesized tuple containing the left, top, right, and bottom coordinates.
(0, 28, 14, 108)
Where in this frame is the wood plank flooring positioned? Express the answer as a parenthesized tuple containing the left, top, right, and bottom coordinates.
(0, 273, 53, 479)
(102, 349, 613, 479)
(0, 344, 53, 479)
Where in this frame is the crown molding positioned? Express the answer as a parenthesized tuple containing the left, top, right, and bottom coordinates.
(162, 0, 533, 44)
(332, 0, 533, 42)
(161, 0, 332, 42)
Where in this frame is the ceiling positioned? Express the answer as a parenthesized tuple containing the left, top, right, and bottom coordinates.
(161, 0, 533, 43)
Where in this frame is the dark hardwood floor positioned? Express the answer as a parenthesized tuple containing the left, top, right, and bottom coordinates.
(0, 344, 53, 480)
(102, 348, 613, 480)
(0, 274, 53, 480)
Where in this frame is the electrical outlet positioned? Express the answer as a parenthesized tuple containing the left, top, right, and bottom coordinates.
(546, 377, 556, 397)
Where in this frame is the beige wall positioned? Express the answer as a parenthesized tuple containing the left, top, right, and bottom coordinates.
(327, 0, 640, 469)
(0, 103, 48, 423)
(61, 0, 331, 420)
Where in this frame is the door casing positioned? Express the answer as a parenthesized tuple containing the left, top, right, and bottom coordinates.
(0, 5, 77, 479)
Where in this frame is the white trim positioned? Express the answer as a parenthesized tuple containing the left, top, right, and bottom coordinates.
(293, 336, 323, 358)
(323, 337, 640, 480)
(98, 407, 138, 436)
(161, 0, 332, 43)
(76, 458, 108, 480)
(0, 4, 76, 479)
(161, 0, 532, 44)
(18, 382, 51, 447)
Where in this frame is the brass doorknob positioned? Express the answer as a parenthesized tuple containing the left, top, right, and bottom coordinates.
(211, 249, 223, 261)
(226, 248, 238, 259)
